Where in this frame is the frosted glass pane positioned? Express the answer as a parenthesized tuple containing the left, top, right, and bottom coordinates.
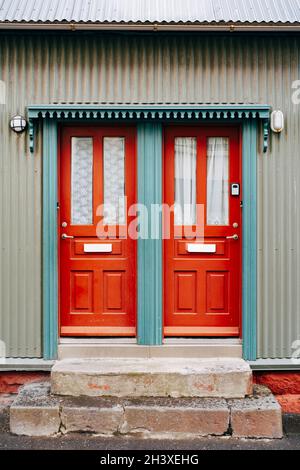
(207, 137, 229, 226)
(71, 137, 93, 225)
(103, 137, 125, 225)
(174, 137, 197, 225)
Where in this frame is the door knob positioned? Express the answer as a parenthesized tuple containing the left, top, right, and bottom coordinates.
(226, 234, 239, 240)
(61, 233, 74, 239)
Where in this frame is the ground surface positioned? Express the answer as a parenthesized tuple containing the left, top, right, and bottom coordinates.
(0, 432, 300, 450)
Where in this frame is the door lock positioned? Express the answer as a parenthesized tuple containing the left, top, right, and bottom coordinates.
(226, 234, 239, 240)
(61, 233, 74, 239)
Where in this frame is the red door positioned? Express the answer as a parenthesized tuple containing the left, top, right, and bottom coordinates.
(59, 126, 136, 336)
(164, 126, 241, 336)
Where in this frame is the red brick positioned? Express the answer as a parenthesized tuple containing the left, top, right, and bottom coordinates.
(0, 372, 49, 394)
(254, 372, 300, 395)
(276, 394, 300, 414)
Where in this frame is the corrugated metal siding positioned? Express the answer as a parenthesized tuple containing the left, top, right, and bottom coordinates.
(0, 0, 300, 24)
(0, 35, 42, 356)
(0, 33, 299, 358)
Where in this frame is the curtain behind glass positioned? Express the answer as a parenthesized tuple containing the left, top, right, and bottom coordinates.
(207, 137, 229, 226)
(174, 137, 197, 225)
(103, 137, 125, 225)
(71, 137, 93, 225)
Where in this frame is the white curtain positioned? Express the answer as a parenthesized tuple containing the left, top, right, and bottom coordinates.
(103, 137, 125, 225)
(71, 137, 93, 225)
(174, 137, 197, 225)
(207, 137, 229, 226)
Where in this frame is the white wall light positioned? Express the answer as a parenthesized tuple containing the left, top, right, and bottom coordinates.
(271, 110, 284, 133)
(10, 115, 27, 133)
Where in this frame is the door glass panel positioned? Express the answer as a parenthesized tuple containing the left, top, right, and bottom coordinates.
(174, 137, 197, 225)
(207, 137, 229, 226)
(103, 137, 125, 225)
(71, 137, 93, 225)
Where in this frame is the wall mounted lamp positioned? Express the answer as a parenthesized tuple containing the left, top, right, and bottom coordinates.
(271, 110, 284, 133)
(10, 115, 27, 133)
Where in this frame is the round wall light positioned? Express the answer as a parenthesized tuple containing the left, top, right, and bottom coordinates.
(10, 115, 27, 133)
(271, 110, 284, 133)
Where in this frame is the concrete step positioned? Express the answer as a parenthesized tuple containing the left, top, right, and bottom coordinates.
(9, 382, 283, 439)
(51, 358, 253, 399)
(58, 340, 243, 360)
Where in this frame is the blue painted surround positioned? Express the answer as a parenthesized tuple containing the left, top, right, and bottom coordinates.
(37, 107, 264, 361)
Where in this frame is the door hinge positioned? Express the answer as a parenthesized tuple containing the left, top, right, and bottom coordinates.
(240, 200, 243, 208)
(57, 202, 60, 210)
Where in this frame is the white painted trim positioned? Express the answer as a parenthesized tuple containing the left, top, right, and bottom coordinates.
(249, 359, 300, 370)
(0, 358, 54, 371)
(1, 356, 300, 371)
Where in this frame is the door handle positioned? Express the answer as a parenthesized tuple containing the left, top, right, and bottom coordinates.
(226, 234, 239, 240)
(61, 233, 74, 239)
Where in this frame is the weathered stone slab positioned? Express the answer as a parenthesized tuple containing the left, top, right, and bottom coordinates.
(8, 381, 283, 439)
(229, 385, 283, 439)
(61, 397, 123, 434)
(51, 358, 252, 398)
(10, 382, 60, 436)
(121, 397, 229, 437)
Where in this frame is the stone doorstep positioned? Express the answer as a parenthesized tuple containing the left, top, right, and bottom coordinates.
(51, 358, 253, 399)
(9, 382, 283, 439)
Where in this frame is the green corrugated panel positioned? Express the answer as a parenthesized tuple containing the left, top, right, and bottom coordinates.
(137, 122, 163, 345)
(42, 119, 58, 360)
(242, 120, 258, 361)
(0, 33, 300, 358)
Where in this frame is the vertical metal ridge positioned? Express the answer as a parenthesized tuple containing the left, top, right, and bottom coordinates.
(137, 122, 163, 345)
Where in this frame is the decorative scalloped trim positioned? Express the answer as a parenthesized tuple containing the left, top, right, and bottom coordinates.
(27, 105, 270, 154)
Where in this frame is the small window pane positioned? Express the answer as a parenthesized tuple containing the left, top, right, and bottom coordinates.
(207, 137, 229, 226)
(103, 137, 125, 225)
(71, 137, 93, 225)
(174, 137, 197, 225)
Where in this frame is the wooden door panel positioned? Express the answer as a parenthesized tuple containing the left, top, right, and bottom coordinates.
(71, 271, 94, 312)
(175, 272, 197, 312)
(59, 126, 136, 336)
(164, 126, 241, 337)
(206, 271, 229, 313)
(103, 271, 125, 312)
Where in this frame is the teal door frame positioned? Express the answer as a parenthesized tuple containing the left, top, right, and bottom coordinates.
(36, 105, 268, 361)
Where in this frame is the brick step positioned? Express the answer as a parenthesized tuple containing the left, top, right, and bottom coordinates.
(9, 382, 283, 439)
(51, 358, 253, 399)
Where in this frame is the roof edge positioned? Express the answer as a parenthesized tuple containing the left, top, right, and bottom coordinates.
(1, 21, 300, 32)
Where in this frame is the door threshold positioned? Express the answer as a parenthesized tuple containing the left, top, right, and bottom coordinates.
(58, 337, 242, 359)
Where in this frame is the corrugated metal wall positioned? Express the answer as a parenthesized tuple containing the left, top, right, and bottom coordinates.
(0, 33, 299, 358)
